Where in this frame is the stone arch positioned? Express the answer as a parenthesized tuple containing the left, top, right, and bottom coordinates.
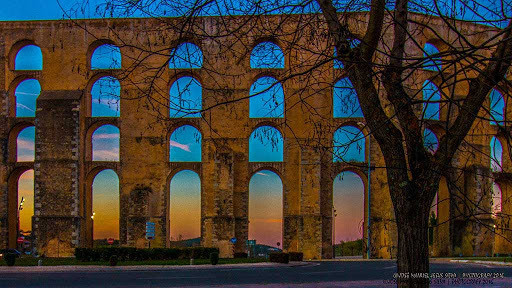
(249, 76, 285, 118)
(8, 76, 42, 117)
(423, 42, 442, 71)
(169, 76, 202, 118)
(7, 121, 35, 163)
(489, 88, 505, 125)
(86, 39, 119, 69)
(169, 124, 202, 162)
(423, 128, 439, 154)
(88, 75, 121, 117)
(89, 124, 120, 162)
(16, 126, 35, 162)
(422, 80, 441, 120)
(8, 39, 42, 71)
(249, 125, 284, 162)
(85, 167, 120, 247)
(333, 125, 366, 163)
(14, 78, 41, 118)
(248, 169, 284, 248)
(490, 136, 503, 172)
(332, 169, 367, 252)
(90, 43, 122, 70)
(492, 181, 502, 216)
(250, 40, 285, 69)
(169, 42, 203, 69)
(333, 77, 362, 118)
(167, 169, 202, 245)
(7, 166, 34, 248)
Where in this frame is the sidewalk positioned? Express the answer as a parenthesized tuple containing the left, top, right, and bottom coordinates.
(447, 259, 512, 266)
(0, 261, 312, 273)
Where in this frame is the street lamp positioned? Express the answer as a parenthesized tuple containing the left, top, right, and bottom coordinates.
(17, 197, 25, 237)
(332, 205, 337, 258)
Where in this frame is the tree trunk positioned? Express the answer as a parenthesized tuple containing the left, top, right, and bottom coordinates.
(395, 190, 432, 288)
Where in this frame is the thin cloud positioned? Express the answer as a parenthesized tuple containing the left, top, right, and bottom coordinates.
(17, 139, 35, 150)
(17, 155, 34, 162)
(170, 140, 191, 152)
(93, 149, 119, 161)
(93, 133, 119, 139)
(16, 103, 35, 112)
(15, 91, 40, 96)
(256, 172, 269, 176)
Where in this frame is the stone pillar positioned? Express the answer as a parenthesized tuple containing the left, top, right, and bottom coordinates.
(434, 176, 451, 256)
(299, 147, 323, 260)
(211, 148, 235, 257)
(34, 90, 82, 257)
(460, 165, 494, 256)
(233, 149, 249, 255)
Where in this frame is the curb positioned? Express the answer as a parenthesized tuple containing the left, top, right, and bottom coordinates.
(449, 259, 512, 266)
(0, 261, 312, 273)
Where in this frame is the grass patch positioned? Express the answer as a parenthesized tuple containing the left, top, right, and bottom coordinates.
(0, 257, 268, 266)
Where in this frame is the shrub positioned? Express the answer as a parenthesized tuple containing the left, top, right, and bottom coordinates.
(74, 247, 219, 262)
(4, 253, 16, 266)
(109, 255, 118, 266)
(269, 252, 289, 264)
(210, 252, 219, 265)
(234, 252, 248, 258)
(289, 252, 303, 262)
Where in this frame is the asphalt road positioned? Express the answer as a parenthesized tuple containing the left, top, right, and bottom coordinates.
(1, 260, 511, 287)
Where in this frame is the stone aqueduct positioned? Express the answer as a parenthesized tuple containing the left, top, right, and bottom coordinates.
(0, 14, 511, 259)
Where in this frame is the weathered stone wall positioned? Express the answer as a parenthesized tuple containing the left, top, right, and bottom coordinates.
(0, 15, 509, 259)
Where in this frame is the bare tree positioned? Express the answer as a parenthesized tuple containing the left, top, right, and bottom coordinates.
(64, 0, 512, 287)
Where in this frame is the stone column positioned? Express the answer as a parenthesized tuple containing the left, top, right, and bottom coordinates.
(34, 90, 82, 257)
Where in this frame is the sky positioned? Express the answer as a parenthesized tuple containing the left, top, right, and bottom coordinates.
(8, 0, 506, 246)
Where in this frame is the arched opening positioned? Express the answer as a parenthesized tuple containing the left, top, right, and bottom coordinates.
(250, 42, 284, 69)
(492, 182, 502, 217)
(91, 76, 121, 117)
(333, 39, 361, 69)
(249, 170, 283, 252)
(15, 79, 41, 117)
(333, 77, 362, 118)
(169, 43, 203, 69)
(333, 126, 365, 163)
(15, 45, 42, 70)
(490, 136, 503, 172)
(169, 76, 202, 118)
(249, 76, 284, 118)
(8, 168, 33, 249)
(92, 169, 119, 245)
(422, 80, 441, 120)
(423, 128, 439, 154)
(92, 125, 120, 161)
(423, 43, 441, 71)
(249, 126, 283, 162)
(428, 192, 438, 246)
(17, 169, 34, 246)
(169, 125, 201, 162)
(489, 89, 504, 125)
(17, 126, 35, 162)
(332, 171, 364, 257)
(91, 44, 122, 70)
(169, 170, 201, 246)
